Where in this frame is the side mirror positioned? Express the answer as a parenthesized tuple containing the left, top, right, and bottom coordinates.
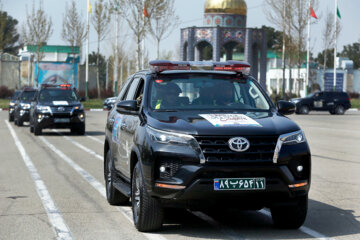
(277, 100, 296, 115)
(80, 97, 86, 102)
(116, 100, 138, 115)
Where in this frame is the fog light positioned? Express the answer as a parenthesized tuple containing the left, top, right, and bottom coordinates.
(20, 110, 25, 116)
(38, 114, 43, 119)
(297, 165, 303, 172)
(159, 166, 166, 173)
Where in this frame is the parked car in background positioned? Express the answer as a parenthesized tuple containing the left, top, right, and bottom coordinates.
(8, 90, 21, 122)
(103, 97, 117, 110)
(29, 84, 86, 135)
(291, 91, 351, 115)
(13, 88, 36, 126)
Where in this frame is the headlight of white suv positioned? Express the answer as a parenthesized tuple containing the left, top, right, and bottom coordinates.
(273, 130, 306, 163)
(146, 126, 206, 163)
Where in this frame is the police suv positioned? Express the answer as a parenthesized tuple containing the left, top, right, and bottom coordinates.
(29, 84, 86, 135)
(104, 60, 311, 232)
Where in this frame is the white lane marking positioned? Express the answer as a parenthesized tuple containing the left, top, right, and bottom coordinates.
(86, 134, 104, 144)
(52, 130, 103, 161)
(190, 211, 245, 240)
(5, 120, 73, 240)
(39, 136, 167, 240)
(259, 209, 335, 240)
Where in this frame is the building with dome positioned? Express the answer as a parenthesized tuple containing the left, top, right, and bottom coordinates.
(180, 0, 267, 87)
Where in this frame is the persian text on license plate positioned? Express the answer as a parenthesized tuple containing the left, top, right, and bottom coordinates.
(214, 178, 265, 191)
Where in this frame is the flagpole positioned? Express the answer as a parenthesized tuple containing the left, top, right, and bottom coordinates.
(333, 0, 338, 91)
(85, 0, 90, 99)
(281, 0, 286, 99)
(306, 0, 311, 96)
(114, 5, 119, 96)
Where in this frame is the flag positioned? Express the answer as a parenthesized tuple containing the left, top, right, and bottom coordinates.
(143, 8, 150, 18)
(88, 0, 92, 13)
(337, 6, 341, 19)
(310, 6, 318, 19)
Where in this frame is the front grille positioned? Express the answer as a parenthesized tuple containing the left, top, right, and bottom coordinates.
(195, 135, 278, 163)
(51, 106, 73, 113)
(158, 159, 182, 178)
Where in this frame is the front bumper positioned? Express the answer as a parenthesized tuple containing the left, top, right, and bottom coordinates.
(18, 109, 30, 122)
(35, 111, 85, 129)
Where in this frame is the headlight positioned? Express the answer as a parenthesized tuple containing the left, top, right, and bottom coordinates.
(20, 103, 31, 109)
(36, 105, 52, 113)
(146, 126, 206, 163)
(74, 104, 84, 110)
(9, 102, 15, 106)
(291, 99, 300, 104)
(273, 130, 306, 163)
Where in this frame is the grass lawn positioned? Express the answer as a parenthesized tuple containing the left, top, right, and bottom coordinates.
(0, 99, 9, 109)
(351, 99, 360, 108)
(0, 98, 105, 109)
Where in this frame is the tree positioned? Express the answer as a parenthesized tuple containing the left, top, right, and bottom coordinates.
(342, 43, 360, 69)
(321, 10, 341, 72)
(258, 25, 283, 52)
(89, 51, 107, 89)
(62, 0, 86, 87)
(91, 0, 111, 98)
(118, 0, 166, 70)
(316, 49, 336, 69)
(21, 1, 53, 86)
(148, 0, 179, 59)
(0, 10, 20, 54)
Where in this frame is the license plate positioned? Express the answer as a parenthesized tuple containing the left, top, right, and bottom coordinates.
(54, 118, 70, 123)
(214, 178, 266, 191)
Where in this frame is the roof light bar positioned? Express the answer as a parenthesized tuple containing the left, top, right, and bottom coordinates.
(149, 60, 251, 74)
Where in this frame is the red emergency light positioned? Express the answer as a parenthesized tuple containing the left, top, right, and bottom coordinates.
(149, 60, 251, 74)
(213, 61, 251, 74)
(149, 60, 191, 72)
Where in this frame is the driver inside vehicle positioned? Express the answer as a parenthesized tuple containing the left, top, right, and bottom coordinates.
(214, 82, 236, 106)
(155, 83, 188, 109)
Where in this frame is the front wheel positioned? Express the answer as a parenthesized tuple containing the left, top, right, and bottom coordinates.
(299, 105, 309, 115)
(34, 122, 42, 136)
(132, 162, 163, 232)
(30, 118, 34, 133)
(270, 195, 308, 229)
(335, 105, 345, 115)
(9, 114, 14, 122)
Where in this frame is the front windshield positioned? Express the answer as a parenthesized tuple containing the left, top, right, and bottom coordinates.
(12, 91, 21, 100)
(39, 89, 78, 102)
(149, 74, 270, 111)
(20, 91, 36, 101)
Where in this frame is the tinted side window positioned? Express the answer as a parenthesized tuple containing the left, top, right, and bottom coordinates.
(117, 77, 133, 101)
(125, 78, 140, 100)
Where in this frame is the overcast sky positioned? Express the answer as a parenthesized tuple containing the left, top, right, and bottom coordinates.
(2, 0, 360, 61)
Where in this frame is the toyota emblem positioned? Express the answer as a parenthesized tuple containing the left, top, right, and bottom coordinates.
(58, 107, 65, 112)
(228, 137, 250, 152)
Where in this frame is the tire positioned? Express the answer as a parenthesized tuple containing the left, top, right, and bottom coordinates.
(30, 119, 34, 133)
(34, 122, 42, 136)
(104, 150, 129, 205)
(299, 105, 309, 115)
(271, 195, 308, 229)
(71, 124, 85, 135)
(335, 105, 345, 115)
(9, 114, 14, 122)
(18, 119, 23, 127)
(132, 161, 163, 232)
(329, 109, 336, 115)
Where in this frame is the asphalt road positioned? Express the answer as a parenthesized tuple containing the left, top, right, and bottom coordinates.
(0, 110, 359, 240)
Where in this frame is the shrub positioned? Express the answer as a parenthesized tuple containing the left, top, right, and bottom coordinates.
(348, 92, 360, 99)
(0, 86, 14, 98)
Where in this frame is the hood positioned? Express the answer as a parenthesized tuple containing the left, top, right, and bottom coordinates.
(146, 111, 300, 136)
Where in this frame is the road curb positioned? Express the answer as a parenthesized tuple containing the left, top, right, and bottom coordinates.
(349, 108, 360, 112)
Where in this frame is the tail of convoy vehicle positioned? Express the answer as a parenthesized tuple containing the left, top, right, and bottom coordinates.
(29, 84, 86, 135)
(104, 60, 311, 232)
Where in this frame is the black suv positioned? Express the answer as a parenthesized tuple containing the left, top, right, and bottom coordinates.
(13, 88, 36, 126)
(29, 84, 86, 135)
(104, 61, 311, 232)
(8, 90, 21, 122)
(291, 91, 351, 115)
